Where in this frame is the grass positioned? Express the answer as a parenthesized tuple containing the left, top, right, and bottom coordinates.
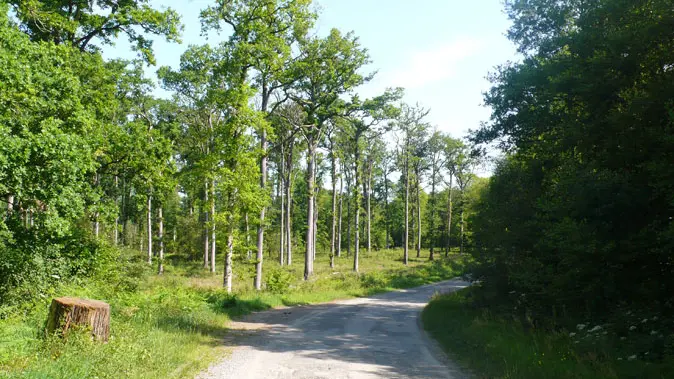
(422, 289, 674, 379)
(0, 248, 464, 379)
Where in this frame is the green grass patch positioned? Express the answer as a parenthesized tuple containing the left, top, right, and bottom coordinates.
(422, 289, 674, 379)
(0, 248, 464, 379)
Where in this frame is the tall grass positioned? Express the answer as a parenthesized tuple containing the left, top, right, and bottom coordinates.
(0, 248, 464, 379)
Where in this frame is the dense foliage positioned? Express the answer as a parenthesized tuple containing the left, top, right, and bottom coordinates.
(0, 0, 477, 311)
(470, 0, 674, 326)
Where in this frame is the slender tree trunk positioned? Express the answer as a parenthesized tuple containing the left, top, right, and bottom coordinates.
(286, 165, 293, 266)
(210, 179, 216, 273)
(383, 168, 390, 249)
(279, 151, 285, 266)
(6, 194, 13, 215)
(353, 148, 361, 273)
(255, 129, 267, 290)
(337, 173, 343, 258)
(304, 143, 316, 280)
(114, 176, 119, 245)
(404, 153, 410, 265)
(204, 181, 209, 269)
(147, 195, 152, 264)
(224, 217, 234, 293)
(313, 185, 318, 262)
(460, 208, 465, 255)
(416, 174, 421, 258)
(446, 175, 453, 257)
(346, 174, 352, 257)
(330, 154, 337, 267)
(245, 213, 251, 259)
(429, 166, 437, 261)
(366, 163, 372, 253)
(158, 206, 164, 274)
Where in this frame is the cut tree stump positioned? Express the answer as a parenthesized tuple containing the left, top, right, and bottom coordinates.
(45, 297, 110, 342)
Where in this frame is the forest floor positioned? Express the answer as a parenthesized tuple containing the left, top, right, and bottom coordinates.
(197, 279, 470, 379)
(422, 290, 674, 379)
(0, 248, 465, 379)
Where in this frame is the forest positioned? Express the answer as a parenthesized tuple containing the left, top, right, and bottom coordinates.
(1, 0, 673, 378)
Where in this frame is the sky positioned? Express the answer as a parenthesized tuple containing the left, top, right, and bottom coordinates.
(103, 0, 519, 141)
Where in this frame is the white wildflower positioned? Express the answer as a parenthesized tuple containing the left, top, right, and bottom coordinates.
(618, 357, 623, 361)
(569, 332, 576, 337)
(642, 318, 648, 323)
(628, 355, 637, 361)
(629, 326, 637, 331)
(650, 330, 658, 336)
(576, 324, 587, 331)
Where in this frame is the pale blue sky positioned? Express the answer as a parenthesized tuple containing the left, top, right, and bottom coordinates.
(103, 0, 518, 140)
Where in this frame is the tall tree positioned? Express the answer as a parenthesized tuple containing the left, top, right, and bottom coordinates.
(201, 0, 315, 290)
(286, 29, 370, 280)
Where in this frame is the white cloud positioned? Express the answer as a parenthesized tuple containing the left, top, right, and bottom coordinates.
(378, 37, 484, 89)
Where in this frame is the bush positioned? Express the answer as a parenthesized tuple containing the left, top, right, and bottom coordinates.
(265, 268, 294, 294)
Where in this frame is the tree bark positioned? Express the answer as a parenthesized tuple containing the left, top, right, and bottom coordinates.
(304, 143, 316, 280)
(366, 162, 372, 253)
(147, 195, 152, 264)
(245, 213, 251, 260)
(46, 297, 110, 342)
(429, 165, 437, 261)
(114, 176, 119, 245)
(460, 208, 465, 255)
(279, 151, 285, 266)
(383, 166, 390, 249)
(353, 148, 361, 273)
(330, 153, 337, 267)
(204, 181, 210, 269)
(255, 129, 267, 290)
(210, 179, 216, 273)
(224, 218, 234, 293)
(445, 175, 453, 257)
(337, 173, 343, 258)
(416, 173, 421, 258)
(158, 206, 164, 274)
(6, 194, 13, 215)
(404, 150, 410, 265)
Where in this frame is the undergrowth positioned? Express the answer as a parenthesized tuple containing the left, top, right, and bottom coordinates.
(0, 248, 464, 379)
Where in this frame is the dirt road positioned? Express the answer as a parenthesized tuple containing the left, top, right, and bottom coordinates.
(197, 279, 469, 379)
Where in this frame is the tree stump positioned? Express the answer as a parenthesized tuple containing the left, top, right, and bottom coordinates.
(45, 297, 110, 342)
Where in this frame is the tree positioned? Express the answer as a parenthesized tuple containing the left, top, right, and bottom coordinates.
(9, 0, 182, 64)
(286, 29, 370, 280)
(201, 0, 315, 291)
(395, 104, 430, 265)
(342, 90, 402, 271)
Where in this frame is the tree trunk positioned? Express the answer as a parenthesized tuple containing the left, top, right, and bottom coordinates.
(460, 207, 465, 255)
(245, 213, 251, 260)
(279, 152, 285, 266)
(46, 297, 110, 342)
(383, 168, 390, 249)
(114, 176, 119, 245)
(210, 179, 216, 274)
(6, 194, 13, 215)
(446, 175, 453, 257)
(330, 153, 337, 267)
(337, 173, 343, 258)
(304, 143, 316, 280)
(158, 206, 164, 274)
(147, 195, 152, 264)
(353, 148, 361, 273)
(286, 171, 292, 267)
(255, 128, 267, 291)
(366, 162, 372, 253)
(429, 166, 437, 261)
(224, 220, 234, 293)
(313, 184, 318, 262)
(204, 181, 210, 269)
(416, 174, 421, 258)
(404, 153, 409, 265)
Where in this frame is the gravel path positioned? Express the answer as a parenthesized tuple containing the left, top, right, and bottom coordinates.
(197, 279, 470, 379)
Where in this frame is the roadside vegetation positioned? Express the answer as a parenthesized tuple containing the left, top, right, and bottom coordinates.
(423, 289, 674, 379)
(0, 249, 464, 379)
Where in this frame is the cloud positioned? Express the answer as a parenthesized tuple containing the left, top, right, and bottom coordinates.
(378, 37, 484, 89)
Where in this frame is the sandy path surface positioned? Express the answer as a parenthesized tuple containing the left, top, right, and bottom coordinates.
(197, 279, 470, 379)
